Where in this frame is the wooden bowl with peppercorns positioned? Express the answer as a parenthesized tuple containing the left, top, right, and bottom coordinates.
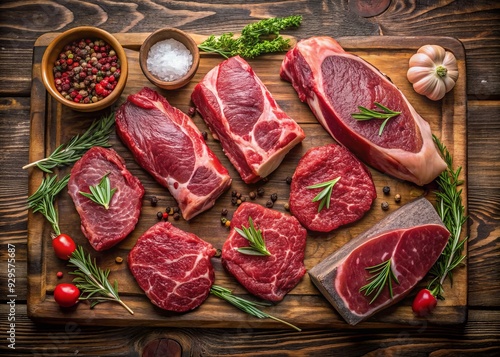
(41, 26, 128, 112)
(139, 28, 200, 90)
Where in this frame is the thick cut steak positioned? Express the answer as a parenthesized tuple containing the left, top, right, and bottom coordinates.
(115, 87, 231, 220)
(309, 197, 450, 325)
(68, 147, 144, 251)
(280, 37, 447, 186)
(191, 56, 305, 184)
(222, 202, 307, 302)
(290, 143, 376, 232)
(128, 221, 216, 312)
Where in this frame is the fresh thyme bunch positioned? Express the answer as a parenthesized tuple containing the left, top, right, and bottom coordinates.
(198, 15, 302, 58)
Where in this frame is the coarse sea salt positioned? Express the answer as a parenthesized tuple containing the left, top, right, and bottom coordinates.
(147, 38, 193, 82)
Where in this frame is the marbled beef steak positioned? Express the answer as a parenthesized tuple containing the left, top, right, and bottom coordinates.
(309, 197, 450, 325)
(68, 147, 144, 251)
(128, 222, 216, 312)
(289, 143, 376, 232)
(280, 37, 447, 186)
(221, 202, 307, 302)
(115, 87, 231, 221)
(191, 55, 305, 183)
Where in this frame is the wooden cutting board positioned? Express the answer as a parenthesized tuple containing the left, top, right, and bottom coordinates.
(27, 33, 467, 329)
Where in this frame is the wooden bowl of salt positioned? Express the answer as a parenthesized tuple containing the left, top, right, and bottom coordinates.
(139, 28, 200, 90)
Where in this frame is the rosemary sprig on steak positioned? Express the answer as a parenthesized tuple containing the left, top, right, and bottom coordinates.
(306, 176, 341, 213)
(235, 217, 271, 256)
(198, 15, 302, 58)
(425, 135, 468, 300)
(23, 113, 115, 173)
(210, 285, 301, 331)
(69, 246, 134, 315)
(27, 174, 70, 235)
(359, 258, 400, 304)
(351, 102, 401, 136)
(79, 172, 117, 209)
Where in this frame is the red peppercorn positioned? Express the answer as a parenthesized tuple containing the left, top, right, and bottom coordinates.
(57, 271, 64, 279)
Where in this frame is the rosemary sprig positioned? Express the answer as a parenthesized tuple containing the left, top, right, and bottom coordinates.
(23, 113, 115, 173)
(27, 174, 70, 235)
(198, 15, 302, 58)
(351, 102, 401, 136)
(306, 177, 341, 213)
(235, 217, 271, 256)
(359, 259, 400, 304)
(68, 246, 133, 315)
(79, 173, 117, 209)
(426, 135, 468, 300)
(210, 285, 301, 331)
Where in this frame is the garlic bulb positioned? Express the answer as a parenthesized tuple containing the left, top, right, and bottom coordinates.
(407, 45, 459, 101)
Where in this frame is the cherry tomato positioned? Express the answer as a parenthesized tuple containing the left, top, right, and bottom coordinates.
(52, 233, 77, 260)
(54, 283, 80, 307)
(412, 288, 437, 317)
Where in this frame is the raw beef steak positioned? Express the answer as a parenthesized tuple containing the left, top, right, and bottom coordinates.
(289, 143, 376, 232)
(280, 37, 447, 186)
(309, 197, 450, 325)
(68, 147, 144, 251)
(128, 221, 216, 312)
(221, 202, 307, 302)
(191, 55, 305, 184)
(115, 87, 231, 221)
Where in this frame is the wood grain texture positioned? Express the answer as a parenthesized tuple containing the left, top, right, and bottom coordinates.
(0, 0, 499, 355)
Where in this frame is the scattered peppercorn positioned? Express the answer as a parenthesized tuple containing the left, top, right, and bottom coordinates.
(231, 190, 237, 197)
(285, 176, 292, 185)
(150, 196, 158, 207)
(240, 196, 246, 203)
(262, 177, 269, 183)
(381, 201, 389, 211)
(221, 217, 228, 225)
(221, 208, 228, 216)
(57, 271, 64, 279)
(224, 220, 231, 228)
(115, 257, 123, 264)
(214, 248, 222, 258)
(231, 197, 238, 205)
(257, 187, 265, 197)
(236, 199, 242, 205)
(156, 211, 163, 220)
(266, 200, 274, 208)
(284, 202, 290, 211)
(202, 131, 208, 140)
(173, 212, 181, 221)
(173, 207, 180, 214)
(166, 206, 172, 215)
(235, 192, 242, 199)
(383, 186, 391, 195)
(394, 194, 401, 203)
(188, 106, 196, 116)
(270, 193, 278, 202)
(249, 191, 256, 200)
(162, 212, 168, 220)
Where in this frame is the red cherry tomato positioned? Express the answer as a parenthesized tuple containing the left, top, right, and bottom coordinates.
(54, 283, 80, 307)
(412, 288, 437, 317)
(52, 233, 77, 260)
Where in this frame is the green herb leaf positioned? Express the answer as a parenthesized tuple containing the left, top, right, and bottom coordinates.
(236, 217, 271, 256)
(27, 174, 70, 235)
(198, 15, 302, 58)
(23, 113, 115, 173)
(79, 173, 117, 210)
(359, 259, 400, 304)
(68, 246, 133, 314)
(351, 102, 401, 136)
(426, 135, 468, 300)
(306, 177, 341, 213)
(210, 285, 301, 331)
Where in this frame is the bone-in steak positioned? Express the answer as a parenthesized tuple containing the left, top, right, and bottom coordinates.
(128, 221, 216, 312)
(68, 147, 144, 251)
(192, 56, 305, 183)
(290, 143, 376, 232)
(222, 202, 307, 302)
(115, 87, 232, 220)
(309, 197, 450, 325)
(280, 37, 447, 186)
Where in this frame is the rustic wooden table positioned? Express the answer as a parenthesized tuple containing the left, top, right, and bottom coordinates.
(1, 1, 499, 356)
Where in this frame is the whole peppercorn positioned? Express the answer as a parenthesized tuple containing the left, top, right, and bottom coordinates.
(394, 194, 401, 203)
(115, 257, 123, 264)
(224, 220, 231, 228)
(381, 201, 389, 211)
(249, 191, 256, 200)
(382, 186, 391, 195)
(266, 200, 274, 208)
(231, 190, 237, 197)
(150, 196, 158, 207)
(173, 212, 181, 221)
(285, 176, 292, 185)
(202, 131, 208, 141)
(221, 208, 228, 216)
(173, 207, 180, 214)
(188, 106, 196, 117)
(156, 211, 163, 220)
(270, 193, 278, 202)
(236, 199, 242, 205)
(235, 192, 242, 199)
(56, 271, 64, 279)
(162, 212, 169, 220)
(257, 187, 265, 197)
(231, 197, 238, 205)
(283, 202, 290, 211)
(221, 217, 228, 225)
